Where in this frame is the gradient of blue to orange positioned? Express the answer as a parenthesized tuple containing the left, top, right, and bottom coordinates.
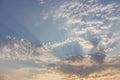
(0, 0, 120, 80)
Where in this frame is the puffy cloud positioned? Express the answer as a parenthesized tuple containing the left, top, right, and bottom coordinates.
(0, 36, 120, 80)
(1, 0, 119, 64)
(45, 56, 120, 80)
(42, 0, 120, 56)
(89, 51, 106, 64)
(34, 1, 120, 78)
(0, 36, 58, 63)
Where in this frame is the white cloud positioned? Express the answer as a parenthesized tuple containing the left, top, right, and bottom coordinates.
(42, 0, 120, 55)
(37, 0, 48, 5)
(0, 36, 58, 62)
(1, 0, 119, 61)
(0, 37, 120, 80)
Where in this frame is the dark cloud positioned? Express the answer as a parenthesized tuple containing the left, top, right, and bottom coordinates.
(86, 32, 101, 47)
(58, 64, 104, 77)
(87, 32, 106, 64)
(63, 54, 83, 62)
(50, 59, 120, 77)
(89, 52, 106, 64)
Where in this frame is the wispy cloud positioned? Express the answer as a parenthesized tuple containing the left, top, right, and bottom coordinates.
(37, 0, 51, 5)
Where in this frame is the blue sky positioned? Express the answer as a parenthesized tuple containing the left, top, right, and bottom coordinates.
(0, 0, 68, 43)
(0, 0, 120, 44)
(0, 0, 120, 80)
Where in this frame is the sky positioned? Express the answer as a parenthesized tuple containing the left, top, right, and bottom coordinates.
(0, 0, 68, 43)
(0, 0, 120, 80)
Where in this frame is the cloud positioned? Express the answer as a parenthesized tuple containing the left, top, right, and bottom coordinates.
(0, 36, 120, 80)
(44, 56, 120, 80)
(89, 51, 106, 64)
(0, 56, 120, 80)
(1, 0, 119, 63)
(64, 54, 84, 62)
(50, 38, 93, 58)
(0, 74, 13, 80)
(37, 0, 51, 5)
(42, 0, 120, 55)
(0, 36, 59, 63)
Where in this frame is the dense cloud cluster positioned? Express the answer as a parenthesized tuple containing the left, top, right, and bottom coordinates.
(0, 36, 120, 80)
(89, 52, 106, 64)
(0, 36, 57, 62)
(43, 0, 120, 57)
